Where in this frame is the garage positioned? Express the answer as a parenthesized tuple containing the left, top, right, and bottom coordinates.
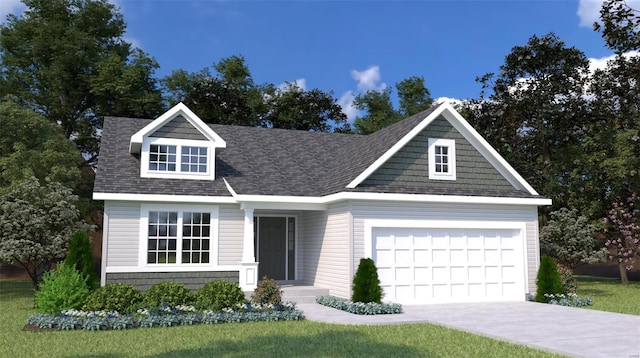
(372, 226, 526, 304)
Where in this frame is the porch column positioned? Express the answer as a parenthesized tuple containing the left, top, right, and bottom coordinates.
(238, 206, 259, 291)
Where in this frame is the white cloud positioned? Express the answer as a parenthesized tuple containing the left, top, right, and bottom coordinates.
(588, 50, 640, 72)
(434, 97, 463, 106)
(351, 66, 386, 92)
(0, 0, 25, 23)
(578, 0, 640, 27)
(338, 90, 358, 121)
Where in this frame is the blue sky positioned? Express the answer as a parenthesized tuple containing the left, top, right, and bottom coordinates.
(0, 0, 631, 120)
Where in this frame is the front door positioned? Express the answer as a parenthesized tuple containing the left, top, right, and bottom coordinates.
(257, 217, 287, 280)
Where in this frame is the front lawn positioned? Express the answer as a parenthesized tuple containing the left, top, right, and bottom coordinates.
(0, 280, 559, 358)
(576, 275, 640, 315)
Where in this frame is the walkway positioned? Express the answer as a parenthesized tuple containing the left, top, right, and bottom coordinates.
(297, 301, 640, 358)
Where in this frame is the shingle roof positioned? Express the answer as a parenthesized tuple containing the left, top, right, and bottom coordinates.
(94, 104, 540, 199)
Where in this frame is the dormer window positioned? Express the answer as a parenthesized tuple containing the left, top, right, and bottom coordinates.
(149, 144, 177, 172)
(428, 138, 456, 180)
(181, 146, 207, 173)
(141, 138, 214, 180)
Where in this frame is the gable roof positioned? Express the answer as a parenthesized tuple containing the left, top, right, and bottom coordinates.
(94, 102, 548, 203)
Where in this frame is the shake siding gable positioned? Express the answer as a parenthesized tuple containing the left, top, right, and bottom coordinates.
(104, 202, 141, 267)
(149, 115, 208, 140)
(361, 115, 515, 191)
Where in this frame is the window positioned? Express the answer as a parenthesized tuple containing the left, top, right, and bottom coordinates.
(428, 138, 456, 180)
(181, 146, 207, 173)
(146, 210, 212, 265)
(141, 138, 214, 180)
(149, 145, 177, 172)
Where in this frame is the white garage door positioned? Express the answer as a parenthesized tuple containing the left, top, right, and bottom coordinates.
(373, 227, 525, 304)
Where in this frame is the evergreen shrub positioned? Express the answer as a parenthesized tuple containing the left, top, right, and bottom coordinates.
(34, 262, 90, 314)
(142, 282, 194, 308)
(535, 256, 565, 303)
(195, 280, 246, 310)
(83, 283, 143, 313)
(251, 276, 282, 305)
(64, 231, 98, 289)
(351, 258, 382, 303)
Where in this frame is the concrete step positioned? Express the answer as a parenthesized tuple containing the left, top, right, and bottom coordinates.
(281, 286, 329, 304)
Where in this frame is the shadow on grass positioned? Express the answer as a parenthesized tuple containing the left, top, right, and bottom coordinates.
(0, 280, 34, 301)
(146, 329, 425, 357)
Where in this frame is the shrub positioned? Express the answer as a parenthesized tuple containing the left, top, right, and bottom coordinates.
(142, 282, 194, 308)
(316, 295, 402, 315)
(556, 262, 578, 294)
(195, 280, 246, 310)
(535, 256, 565, 303)
(251, 276, 282, 305)
(34, 262, 90, 314)
(83, 283, 143, 313)
(64, 231, 98, 289)
(545, 293, 593, 307)
(352, 258, 382, 303)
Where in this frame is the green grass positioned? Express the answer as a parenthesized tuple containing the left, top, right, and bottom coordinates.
(0, 280, 559, 358)
(576, 275, 640, 315)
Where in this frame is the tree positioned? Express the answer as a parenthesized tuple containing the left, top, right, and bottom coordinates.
(604, 194, 640, 284)
(0, 0, 164, 165)
(465, 33, 592, 218)
(540, 208, 607, 269)
(0, 177, 87, 288)
(351, 258, 382, 303)
(64, 231, 97, 289)
(594, 0, 640, 53)
(535, 256, 565, 303)
(0, 101, 80, 189)
(353, 76, 433, 134)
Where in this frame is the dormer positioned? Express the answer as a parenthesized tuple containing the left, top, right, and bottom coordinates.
(129, 103, 226, 181)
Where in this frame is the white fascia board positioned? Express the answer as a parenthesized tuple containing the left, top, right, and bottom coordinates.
(93, 192, 237, 204)
(324, 191, 552, 206)
(439, 104, 540, 195)
(129, 102, 226, 153)
(105, 265, 240, 273)
(346, 104, 448, 188)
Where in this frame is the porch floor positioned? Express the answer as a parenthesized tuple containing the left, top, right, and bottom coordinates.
(280, 285, 329, 304)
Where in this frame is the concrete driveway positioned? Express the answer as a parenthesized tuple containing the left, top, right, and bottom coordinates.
(297, 301, 640, 358)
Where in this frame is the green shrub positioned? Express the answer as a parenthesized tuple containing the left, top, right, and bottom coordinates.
(316, 295, 402, 315)
(556, 262, 578, 294)
(195, 280, 246, 310)
(352, 258, 382, 303)
(64, 231, 98, 289)
(82, 283, 143, 313)
(34, 262, 90, 314)
(251, 276, 282, 305)
(535, 256, 565, 303)
(142, 282, 193, 308)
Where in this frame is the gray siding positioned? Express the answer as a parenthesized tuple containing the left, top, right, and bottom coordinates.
(349, 201, 540, 295)
(362, 115, 514, 191)
(150, 115, 207, 140)
(301, 203, 351, 298)
(106, 271, 239, 292)
(218, 204, 244, 265)
(104, 202, 140, 267)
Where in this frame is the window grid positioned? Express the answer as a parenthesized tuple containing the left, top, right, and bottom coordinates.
(182, 212, 211, 264)
(181, 146, 208, 173)
(147, 211, 178, 264)
(435, 145, 449, 173)
(149, 145, 177, 172)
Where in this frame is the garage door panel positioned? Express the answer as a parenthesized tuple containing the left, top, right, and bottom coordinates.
(372, 227, 525, 304)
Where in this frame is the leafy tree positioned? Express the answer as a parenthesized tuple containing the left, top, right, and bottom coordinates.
(0, 0, 164, 165)
(535, 256, 565, 303)
(353, 76, 433, 134)
(594, 0, 640, 53)
(351, 258, 382, 303)
(604, 194, 640, 285)
(0, 101, 80, 189)
(64, 231, 97, 289)
(34, 261, 89, 314)
(465, 33, 591, 218)
(540, 208, 607, 269)
(0, 177, 86, 288)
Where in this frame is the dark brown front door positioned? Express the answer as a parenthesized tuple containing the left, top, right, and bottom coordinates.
(257, 217, 286, 280)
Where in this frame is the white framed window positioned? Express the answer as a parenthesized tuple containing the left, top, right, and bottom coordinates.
(140, 138, 214, 180)
(140, 204, 218, 267)
(428, 138, 456, 180)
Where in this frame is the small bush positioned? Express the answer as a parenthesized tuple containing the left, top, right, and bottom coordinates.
(83, 283, 143, 313)
(545, 293, 593, 307)
(195, 280, 246, 310)
(142, 282, 194, 308)
(352, 258, 382, 303)
(34, 262, 90, 314)
(556, 262, 578, 294)
(316, 295, 402, 315)
(251, 276, 282, 305)
(535, 256, 565, 303)
(64, 231, 98, 289)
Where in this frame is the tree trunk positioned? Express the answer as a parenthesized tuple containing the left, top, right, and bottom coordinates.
(618, 261, 629, 285)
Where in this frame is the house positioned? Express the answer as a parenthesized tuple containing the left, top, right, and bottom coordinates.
(93, 102, 551, 305)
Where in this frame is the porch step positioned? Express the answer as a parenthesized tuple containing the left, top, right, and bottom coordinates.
(280, 286, 330, 304)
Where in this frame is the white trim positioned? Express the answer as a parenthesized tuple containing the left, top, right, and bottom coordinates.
(105, 265, 240, 273)
(130, 102, 226, 153)
(428, 138, 456, 180)
(141, 137, 215, 180)
(100, 202, 110, 287)
(345, 103, 540, 195)
(138, 204, 219, 268)
(94, 190, 552, 206)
